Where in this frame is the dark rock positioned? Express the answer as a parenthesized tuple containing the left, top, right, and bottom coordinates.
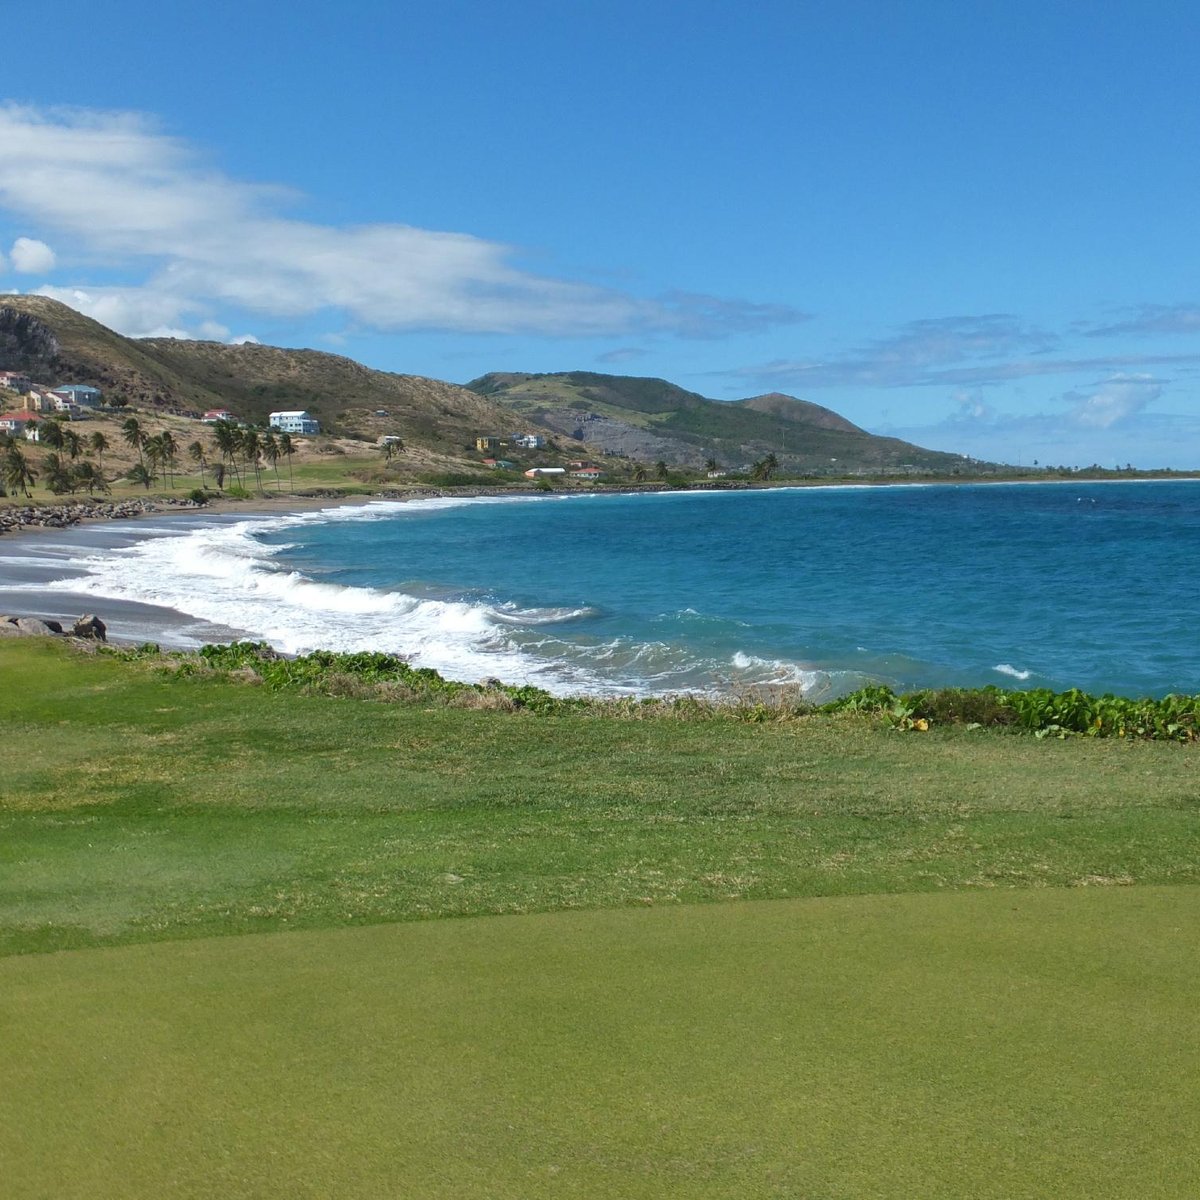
(71, 614, 107, 641)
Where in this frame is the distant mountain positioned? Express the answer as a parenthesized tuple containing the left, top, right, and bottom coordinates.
(0, 297, 996, 478)
(467, 371, 988, 475)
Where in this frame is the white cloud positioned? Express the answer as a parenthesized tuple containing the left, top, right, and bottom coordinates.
(1061, 373, 1161, 429)
(33, 284, 203, 338)
(0, 103, 802, 340)
(230, 333, 259, 345)
(9, 236, 55, 272)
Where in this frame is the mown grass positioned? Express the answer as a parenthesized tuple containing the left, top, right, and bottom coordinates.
(4, 638, 1200, 1197)
(3, 887, 1199, 1198)
(2, 638, 1197, 956)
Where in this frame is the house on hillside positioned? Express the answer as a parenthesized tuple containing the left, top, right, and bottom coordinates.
(0, 412, 42, 440)
(571, 466, 604, 480)
(0, 371, 33, 394)
(202, 408, 238, 424)
(513, 433, 545, 449)
(475, 436, 500, 452)
(51, 384, 102, 408)
(21, 389, 56, 413)
(524, 467, 566, 478)
(269, 410, 320, 435)
(483, 458, 517, 470)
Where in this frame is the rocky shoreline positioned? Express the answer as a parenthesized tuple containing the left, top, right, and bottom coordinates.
(0, 497, 207, 534)
(0, 612, 107, 641)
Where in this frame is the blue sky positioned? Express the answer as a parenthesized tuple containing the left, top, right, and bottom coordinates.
(2, 0, 1199, 466)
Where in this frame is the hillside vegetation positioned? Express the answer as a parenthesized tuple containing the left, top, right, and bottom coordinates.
(467, 369, 986, 474)
(1, 296, 997, 479)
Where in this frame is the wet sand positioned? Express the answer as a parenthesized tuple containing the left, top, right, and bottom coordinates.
(0, 495, 384, 648)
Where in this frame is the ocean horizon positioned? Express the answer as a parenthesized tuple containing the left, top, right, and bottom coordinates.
(1, 478, 1197, 699)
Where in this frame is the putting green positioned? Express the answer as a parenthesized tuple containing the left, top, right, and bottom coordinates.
(3, 886, 1198, 1198)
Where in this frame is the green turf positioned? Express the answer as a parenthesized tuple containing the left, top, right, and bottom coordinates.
(2, 640, 1198, 955)
(3, 886, 1199, 1198)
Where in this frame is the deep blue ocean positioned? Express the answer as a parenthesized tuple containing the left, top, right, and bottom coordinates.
(22, 480, 1200, 698)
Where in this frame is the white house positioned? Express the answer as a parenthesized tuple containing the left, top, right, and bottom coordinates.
(524, 466, 566, 478)
(202, 409, 238, 424)
(50, 385, 102, 408)
(513, 434, 546, 449)
(269, 410, 320, 435)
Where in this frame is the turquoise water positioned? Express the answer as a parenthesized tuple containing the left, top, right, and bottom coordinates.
(20, 480, 1197, 697)
(247, 480, 1197, 697)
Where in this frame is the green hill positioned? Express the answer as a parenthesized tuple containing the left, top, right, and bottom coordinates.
(1, 296, 998, 478)
(0, 296, 534, 465)
(467, 370, 995, 475)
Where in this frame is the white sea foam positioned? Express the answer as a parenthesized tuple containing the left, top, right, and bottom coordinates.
(31, 507, 635, 694)
(993, 663, 1033, 681)
(729, 651, 825, 693)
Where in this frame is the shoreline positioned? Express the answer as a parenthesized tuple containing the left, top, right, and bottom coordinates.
(2, 477, 1197, 700)
(3, 470, 1199, 540)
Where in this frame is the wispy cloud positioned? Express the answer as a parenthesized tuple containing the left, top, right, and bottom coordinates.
(722, 312, 1200, 392)
(721, 314, 1059, 390)
(884, 374, 1194, 468)
(596, 346, 649, 364)
(1079, 304, 1200, 338)
(0, 103, 804, 341)
(1060, 373, 1163, 429)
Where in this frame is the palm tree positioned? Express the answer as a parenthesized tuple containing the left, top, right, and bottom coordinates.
(144, 434, 165, 485)
(158, 430, 178, 488)
(655, 460, 670, 482)
(71, 460, 109, 496)
(188, 439, 208, 487)
(90, 430, 109, 474)
(127, 462, 154, 489)
(42, 452, 73, 494)
(762, 452, 779, 480)
(211, 420, 242, 486)
(277, 431, 294, 492)
(704, 456, 719, 474)
(261, 431, 280, 491)
(38, 419, 64, 451)
(122, 416, 147, 468)
(242, 428, 263, 492)
(61, 426, 82, 460)
(631, 463, 647, 483)
(3, 443, 37, 498)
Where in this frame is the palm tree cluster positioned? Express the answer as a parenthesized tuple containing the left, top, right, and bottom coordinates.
(206, 420, 291, 493)
(121, 417, 180, 490)
(750, 453, 780, 481)
(1, 422, 111, 497)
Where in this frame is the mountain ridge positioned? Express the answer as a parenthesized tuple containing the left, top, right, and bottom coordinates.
(1, 296, 994, 477)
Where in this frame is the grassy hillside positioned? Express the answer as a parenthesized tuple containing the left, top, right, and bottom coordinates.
(3, 637, 1200, 1197)
(0, 297, 554, 470)
(467, 370, 989, 474)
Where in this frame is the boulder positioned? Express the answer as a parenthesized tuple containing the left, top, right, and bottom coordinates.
(71, 614, 107, 642)
(14, 617, 63, 636)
